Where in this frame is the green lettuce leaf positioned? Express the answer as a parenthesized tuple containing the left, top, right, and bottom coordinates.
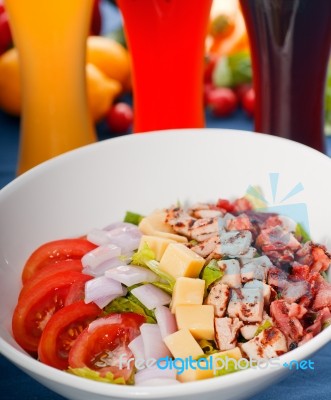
(104, 295, 156, 323)
(295, 223, 311, 243)
(198, 339, 219, 355)
(213, 354, 239, 377)
(67, 367, 126, 384)
(131, 242, 156, 266)
(201, 259, 224, 290)
(123, 211, 145, 226)
(146, 259, 175, 293)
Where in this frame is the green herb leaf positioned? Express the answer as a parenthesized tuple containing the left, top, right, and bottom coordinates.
(67, 367, 126, 384)
(104, 295, 156, 323)
(254, 320, 273, 336)
(123, 211, 145, 226)
(201, 259, 224, 290)
(295, 223, 311, 243)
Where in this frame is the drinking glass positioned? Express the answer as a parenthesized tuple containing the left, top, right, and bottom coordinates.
(117, 0, 213, 133)
(4, 0, 97, 174)
(240, 0, 331, 153)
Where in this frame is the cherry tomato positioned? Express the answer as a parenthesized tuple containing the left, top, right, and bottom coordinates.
(242, 87, 255, 116)
(106, 102, 133, 134)
(21, 239, 96, 283)
(207, 87, 238, 117)
(0, 11, 12, 55)
(234, 83, 252, 102)
(68, 312, 145, 381)
(19, 259, 83, 300)
(203, 82, 214, 106)
(12, 271, 93, 353)
(38, 301, 101, 370)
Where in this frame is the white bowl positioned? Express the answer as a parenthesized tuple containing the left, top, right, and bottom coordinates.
(0, 129, 330, 400)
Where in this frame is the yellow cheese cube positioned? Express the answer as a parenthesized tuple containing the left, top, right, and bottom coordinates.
(175, 305, 214, 340)
(139, 211, 188, 243)
(177, 347, 242, 383)
(163, 329, 204, 360)
(171, 277, 205, 313)
(138, 235, 176, 261)
(159, 243, 205, 279)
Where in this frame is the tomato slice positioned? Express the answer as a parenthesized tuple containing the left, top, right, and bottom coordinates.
(12, 271, 93, 353)
(21, 239, 97, 283)
(68, 313, 145, 381)
(38, 301, 101, 370)
(19, 259, 83, 300)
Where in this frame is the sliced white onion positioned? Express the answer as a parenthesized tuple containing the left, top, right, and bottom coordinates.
(87, 228, 113, 246)
(134, 363, 177, 385)
(128, 335, 145, 363)
(108, 229, 142, 254)
(105, 265, 159, 287)
(154, 305, 178, 339)
(104, 222, 137, 232)
(81, 244, 121, 270)
(140, 323, 172, 360)
(85, 275, 124, 308)
(82, 254, 132, 277)
(131, 284, 171, 310)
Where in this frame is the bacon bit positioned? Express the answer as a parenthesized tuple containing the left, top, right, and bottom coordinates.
(305, 307, 331, 336)
(311, 245, 331, 272)
(270, 300, 304, 344)
(312, 279, 331, 310)
(261, 216, 283, 230)
(226, 214, 255, 232)
(288, 303, 307, 319)
(291, 264, 310, 281)
(232, 197, 253, 213)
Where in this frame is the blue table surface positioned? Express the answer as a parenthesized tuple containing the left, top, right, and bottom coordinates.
(0, 2, 330, 400)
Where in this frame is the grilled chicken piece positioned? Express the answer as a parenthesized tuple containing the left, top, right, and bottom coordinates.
(188, 203, 224, 219)
(227, 287, 264, 323)
(218, 259, 241, 288)
(214, 317, 243, 351)
(165, 207, 219, 242)
(240, 311, 273, 340)
(205, 282, 230, 317)
(244, 280, 272, 304)
(219, 230, 253, 257)
(241, 327, 287, 359)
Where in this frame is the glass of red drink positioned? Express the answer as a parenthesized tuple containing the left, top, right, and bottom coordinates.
(117, 0, 212, 133)
(240, 0, 331, 153)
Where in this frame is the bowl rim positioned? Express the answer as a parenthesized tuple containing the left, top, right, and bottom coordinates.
(0, 128, 330, 397)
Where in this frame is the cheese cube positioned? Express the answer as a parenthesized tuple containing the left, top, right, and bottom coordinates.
(175, 305, 214, 340)
(138, 235, 176, 261)
(159, 243, 205, 279)
(171, 277, 205, 313)
(139, 211, 188, 243)
(163, 329, 204, 360)
(177, 347, 242, 382)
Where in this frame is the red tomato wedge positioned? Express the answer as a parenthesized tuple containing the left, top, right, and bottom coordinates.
(38, 301, 101, 370)
(22, 239, 97, 283)
(12, 271, 93, 353)
(68, 313, 145, 381)
(19, 259, 83, 300)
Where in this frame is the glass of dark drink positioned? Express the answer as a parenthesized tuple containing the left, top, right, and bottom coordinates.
(240, 0, 331, 153)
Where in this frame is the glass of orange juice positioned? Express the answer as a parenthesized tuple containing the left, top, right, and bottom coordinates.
(4, 0, 97, 174)
(117, 0, 212, 133)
